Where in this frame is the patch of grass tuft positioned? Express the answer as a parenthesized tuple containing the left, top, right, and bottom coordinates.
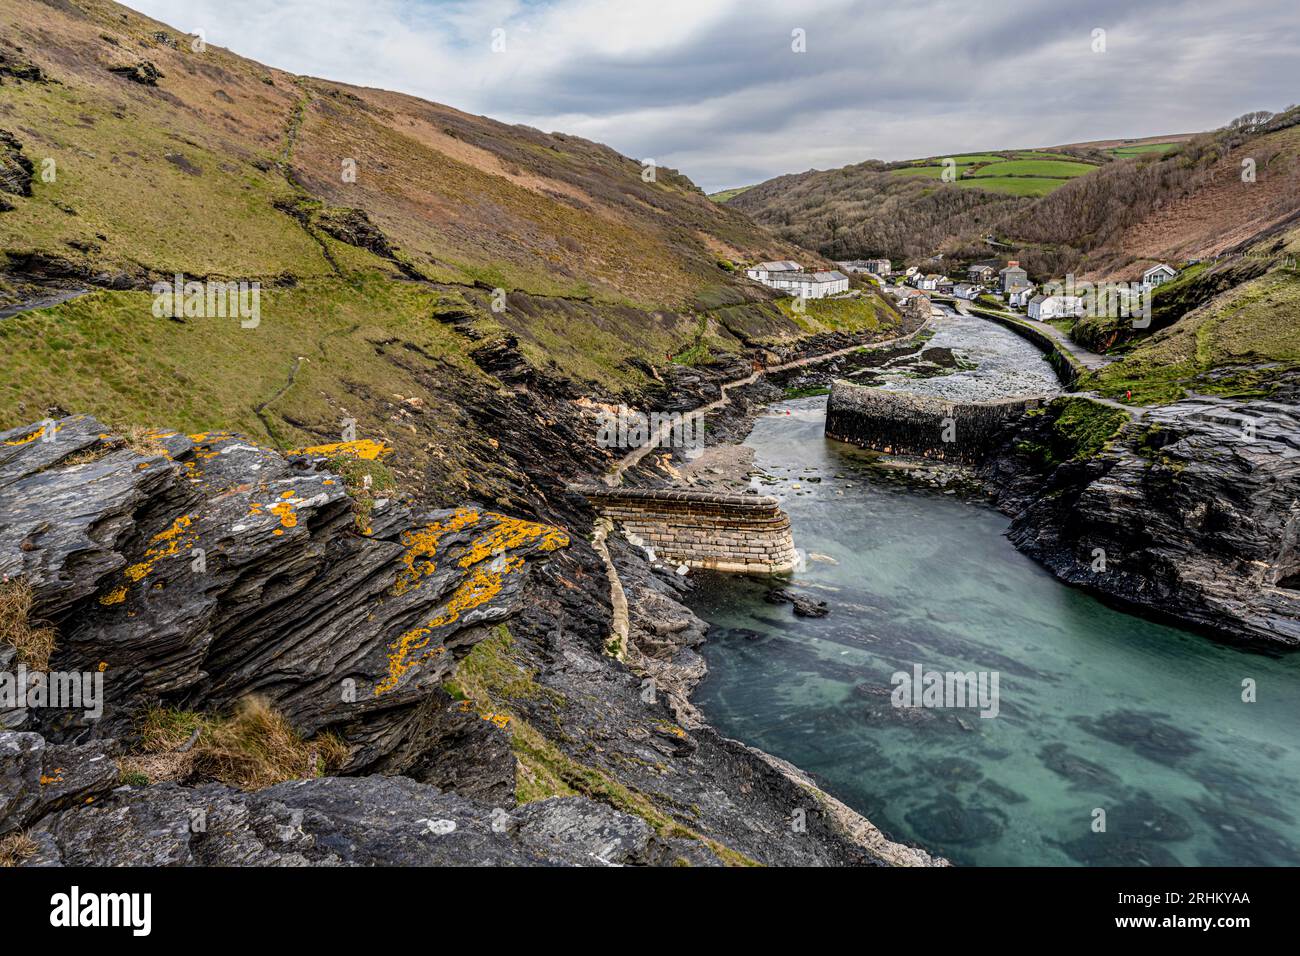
(0, 830, 37, 867)
(0, 578, 55, 669)
(124, 698, 349, 791)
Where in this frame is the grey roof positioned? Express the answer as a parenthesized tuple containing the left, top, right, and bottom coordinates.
(756, 260, 801, 272)
(774, 270, 848, 283)
(1000, 264, 1027, 274)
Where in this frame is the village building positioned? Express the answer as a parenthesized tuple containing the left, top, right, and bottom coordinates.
(1007, 284, 1037, 309)
(1027, 293, 1085, 321)
(745, 260, 802, 283)
(1141, 263, 1178, 289)
(966, 263, 997, 283)
(999, 260, 1031, 293)
(766, 269, 851, 299)
(953, 283, 983, 300)
(834, 258, 890, 276)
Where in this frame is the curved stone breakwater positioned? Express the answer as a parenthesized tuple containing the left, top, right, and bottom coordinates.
(572, 486, 797, 573)
(826, 382, 1048, 465)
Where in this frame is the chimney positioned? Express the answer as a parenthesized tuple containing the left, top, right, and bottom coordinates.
(1007, 260, 1019, 268)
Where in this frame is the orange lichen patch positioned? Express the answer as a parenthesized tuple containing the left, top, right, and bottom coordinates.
(279, 491, 295, 499)
(98, 587, 127, 606)
(122, 515, 197, 586)
(456, 513, 569, 569)
(39, 770, 64, 786)
(391, 508, 481, 596)
(375, 556, 523, 696)
(97, 662, 108, 672)
(374, 513, 568, 696)
(4, 423, 60, 446)
(269, 501, 298, 529)
(481, 712, 511, 729)
(292, 439, 390, 461)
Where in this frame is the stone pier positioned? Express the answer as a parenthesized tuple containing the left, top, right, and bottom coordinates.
(570, 486, 797, 573)
(826, 381, 1048, 465)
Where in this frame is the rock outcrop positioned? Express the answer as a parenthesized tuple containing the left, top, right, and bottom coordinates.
(24, 774, 711, 867)
(982, 391, 1300, 647)
(0, 415, 568, 770)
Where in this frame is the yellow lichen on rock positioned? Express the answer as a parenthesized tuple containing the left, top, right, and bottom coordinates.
(374, 513, 568, 696)
(293, 439, 390, 461)
(122, 512, 195, 587)
(269, 501, 298, 529)
(391, 508, 481, 596)
(4, 423, 60, 446)
(375, 555, 522, 696)
(98, 586, 127, 606)
(456, 513, 570, 569)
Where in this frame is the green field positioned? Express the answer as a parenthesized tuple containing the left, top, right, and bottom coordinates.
(1108, 142, 1181, 157)
(969, 159, 1094, 178)
(890, 150, 1098, 196)
(708, 185, 754, 203)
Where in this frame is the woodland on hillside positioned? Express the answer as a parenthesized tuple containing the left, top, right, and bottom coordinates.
(732, 107, 1300, 278)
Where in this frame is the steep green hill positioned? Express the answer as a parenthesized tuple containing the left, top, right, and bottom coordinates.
(0, 0, 901, 508)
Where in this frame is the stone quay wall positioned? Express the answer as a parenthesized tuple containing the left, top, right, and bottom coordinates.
(571, 486, 797, 573)
(826, 381, 1047, 465)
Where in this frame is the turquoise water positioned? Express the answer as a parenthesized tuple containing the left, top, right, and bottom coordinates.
(687, 397, 1300, 866)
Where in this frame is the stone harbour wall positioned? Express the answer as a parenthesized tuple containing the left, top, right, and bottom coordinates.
(826, 380, 1048, 465)
(572, 486, 797, 573)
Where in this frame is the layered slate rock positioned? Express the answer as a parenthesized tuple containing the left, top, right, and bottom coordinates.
(986, 393, 1300, 647)
(0, 416, 568, 768)
(25, 775, 707, 867)
(0, 731, 118, 835)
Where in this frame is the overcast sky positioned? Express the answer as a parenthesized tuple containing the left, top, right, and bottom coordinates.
(132, 0, 1300, 192)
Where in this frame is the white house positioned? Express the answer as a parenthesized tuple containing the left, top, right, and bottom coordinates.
(1007, 284, 1037, 309)
(913, 273, 943, 291)
(767, 270, 850, 299)
(1141, 263, 1177, 289)
(953, 283, 983, 300)
(746, 260, 802, 283)
(1027, 294, 1085, 321)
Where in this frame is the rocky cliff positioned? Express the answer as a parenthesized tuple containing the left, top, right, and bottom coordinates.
(981, 390, 1300, 648)
(0, 408, 941, 867)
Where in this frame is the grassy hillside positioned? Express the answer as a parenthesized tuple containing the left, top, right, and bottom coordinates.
(0, 0, 901, 506)
(1084, 226, 1300, 404)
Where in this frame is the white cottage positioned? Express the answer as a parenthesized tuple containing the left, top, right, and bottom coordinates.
(746, 260, 802, 283)
(1141, 263, 1177, 289)
(768, 270, 851, 299)
(1027, 294, 1084, 321)
(1007, 284, 1037, 308)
